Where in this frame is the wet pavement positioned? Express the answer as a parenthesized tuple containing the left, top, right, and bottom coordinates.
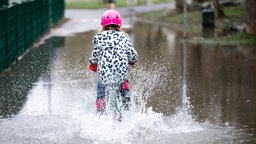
(65, 2, 174, 19)
(1, 2, 256, 144)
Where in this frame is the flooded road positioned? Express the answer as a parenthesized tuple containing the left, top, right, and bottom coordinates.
(1, 17, 256, 143)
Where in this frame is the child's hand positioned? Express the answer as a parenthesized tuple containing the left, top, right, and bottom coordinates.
(89, 63, 97, 72)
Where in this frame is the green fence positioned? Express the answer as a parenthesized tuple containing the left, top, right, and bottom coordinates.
(0, 0, 64, 73)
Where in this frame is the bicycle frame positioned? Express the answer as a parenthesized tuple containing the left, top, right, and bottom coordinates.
(105, 85, 122, 121)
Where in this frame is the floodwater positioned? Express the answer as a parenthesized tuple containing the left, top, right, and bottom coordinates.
(1, 19, 256, 143)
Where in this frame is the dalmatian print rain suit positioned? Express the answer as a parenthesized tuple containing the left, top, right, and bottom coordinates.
(90, 30, 139, 85)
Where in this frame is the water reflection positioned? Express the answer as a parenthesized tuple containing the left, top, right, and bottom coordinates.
(18, 32, 97, 116)
(0, 19, 255, 143)
(0, 37, 64, 118)
(133, 21, 256, 142)
(187, 43, 256, 126)
(202, 27, 215, 38)
(133, 21, 184, 115)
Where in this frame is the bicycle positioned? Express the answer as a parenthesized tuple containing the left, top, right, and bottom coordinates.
(96, 83, 131, 122)
(105, 84, 122, 121)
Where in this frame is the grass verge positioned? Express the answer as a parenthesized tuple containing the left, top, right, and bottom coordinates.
(137, 4, 256, 45)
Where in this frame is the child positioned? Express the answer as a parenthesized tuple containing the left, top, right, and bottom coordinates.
(106, 0, 115, 9)
(89, 10, 139, 113)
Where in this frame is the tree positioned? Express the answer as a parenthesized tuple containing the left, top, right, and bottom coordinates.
(175, 0, 184, 13)
(213, 0, 225, 18)
(245, 0, 256, 35)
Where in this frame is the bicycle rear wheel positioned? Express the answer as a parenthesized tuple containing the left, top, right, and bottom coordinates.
(105, 85, 122, 121)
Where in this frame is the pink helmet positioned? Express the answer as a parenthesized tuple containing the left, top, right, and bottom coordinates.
(101, 10, 122, 27)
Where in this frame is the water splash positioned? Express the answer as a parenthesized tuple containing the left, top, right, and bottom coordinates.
(0, 51, 252, 143)
(182, 43, 190, 111)
(79, 59, 171, 143)
(64, 56, 256, 143)
(78, 57, 205, 143)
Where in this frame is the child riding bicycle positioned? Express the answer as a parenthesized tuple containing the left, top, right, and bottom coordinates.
(89, 10, 139, 114)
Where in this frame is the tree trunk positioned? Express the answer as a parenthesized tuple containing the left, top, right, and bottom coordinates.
(175, 0, 183, 13)
(245, 0, 256, 35)
(213, 0, 225, 18)
(192, 0, 205, 2)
